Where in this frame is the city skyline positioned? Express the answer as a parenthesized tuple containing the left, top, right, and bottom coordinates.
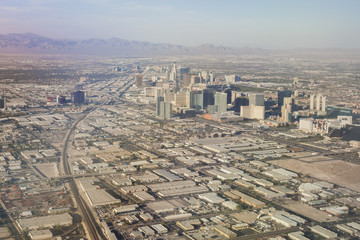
(0, 0, 360, 49)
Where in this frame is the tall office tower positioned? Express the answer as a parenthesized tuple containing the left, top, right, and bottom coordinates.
(201, 71, 209, 82)
(209, 72, 215, 82)
(175, 91, 189, 107)
(309, 94, 315, 110)
(0, 98, 5, 109)
(249, 93, 264, 106)
(170, 63, 177, 81)
(321, 96, 326, 112)
(191, 76, 202, 84)
(179, 67, 190, 75)
(203, 89, 215, 109)
(224, 89, 232, 104)
(56, 96, 66, 104)
(281, 97, 294, 122)
(0, 91, 5, 109)
(189, 91, 203, 110)
(183, 74, 192, 87)
(165, 69, 170, 81)
(316, 94, 322, 111)
(241, 93, 265, 120)
(225, 75, 241, 84)
(159, 102, 172, 120)
(231, 91, 243, 103)
(71, 90, 85, 105)
(156, 96, 165, 116)
(234, 97, 249, 114)
(215, 92, 227, 113)
(293, 77, 299, 85)
(277, 90, 292, 107)
(135, 75, 143, 88)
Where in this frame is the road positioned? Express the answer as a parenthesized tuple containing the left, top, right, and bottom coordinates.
(62, 107, 104, 240)
(61, 76, 134, 240)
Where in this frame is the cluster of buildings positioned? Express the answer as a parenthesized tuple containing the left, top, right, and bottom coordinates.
(1, 55, 360, 240)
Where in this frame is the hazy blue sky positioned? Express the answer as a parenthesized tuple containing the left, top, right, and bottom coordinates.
(0, 0, 359, 49)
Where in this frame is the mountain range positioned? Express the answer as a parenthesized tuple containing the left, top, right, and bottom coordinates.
(0, 33, 268, 56)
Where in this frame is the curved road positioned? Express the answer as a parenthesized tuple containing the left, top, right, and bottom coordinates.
(62, 107, 103, 240)
(61, 77, 134, 240)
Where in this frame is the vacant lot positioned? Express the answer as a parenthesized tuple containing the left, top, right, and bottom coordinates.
(270, 159, 360, 192)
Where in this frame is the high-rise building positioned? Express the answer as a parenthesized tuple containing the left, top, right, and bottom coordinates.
(310, 94, 315, 110)
(135, 75, 143, 88)
(278, 90, 292, 107)
(316, 95, 321, 111)
(156, 96, 172, 119)
(159, 102, 172, 120)
(224, 89, 232, 104)
(310, 94, 326, 112)
(293, 77, 299, 85)
(209, 72, 215, 82)
(241, 93, 265, 120)
(281, 97, 294, 122)
(225, 75, 241, 84)
(0, 90, 4, 109)
(183, 74, 192, 87)
(71, 91, 85, 105)
(0, 98, 5, 109)
(191, 76, 202, 84)
(321, 96, 326, 112)
(179, 67, 190, 75)
(201, 71, 209, 82)
(170, 64, 177, 82)
(203, 89, 215, 109)
(234, 97, 249, 114)
(175, 92, 188, 107)
(249, 93, 264, 106)
(156, 96, 164, 116)
(215, 92, 227, 113)
(189, 91, 203, 110)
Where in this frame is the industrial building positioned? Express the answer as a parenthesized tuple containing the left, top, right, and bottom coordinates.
(17, 213, 72, 231)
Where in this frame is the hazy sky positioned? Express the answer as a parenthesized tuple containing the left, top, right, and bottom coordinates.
(1, 0, 359, 49)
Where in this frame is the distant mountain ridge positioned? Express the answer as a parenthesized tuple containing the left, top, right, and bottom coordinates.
(0, 33, 267, 56)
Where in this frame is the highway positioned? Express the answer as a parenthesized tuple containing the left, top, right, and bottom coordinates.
(61, 75, 134, 240)
(62, 107, 104, 240)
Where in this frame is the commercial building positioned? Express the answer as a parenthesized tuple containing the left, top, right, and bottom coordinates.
(17, 213, 72, 231)
(203, 89, 215, 109)
(225, 75, 241, 84)
(281, 97, 294, 122)
(249, 93, 264, 106)
(309, 225, 337, 239)
(229, 190, 266, 208)
(198, 192, 225, 204)
(71, 90, 85, 105)
(0, 97, 6, 109)
(28, 229, 53, 240)
(241, 93, 265, 120)
(135, 74, 143, 88)
(214, 225, 237, 238)
(189, 91, 204, 110)
(288, 231, 310, 240)
(113, 204, 138, 214)
(309, 94, 326, 112)
(156, 99, 172, 120)
(214, 92, 227, 113)
(278, 90, 292, 107)
(151, 224, 168, 234)
(234, 97, 249, 114)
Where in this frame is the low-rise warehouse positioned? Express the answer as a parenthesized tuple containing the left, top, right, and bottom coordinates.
(17, 213, 72, 231)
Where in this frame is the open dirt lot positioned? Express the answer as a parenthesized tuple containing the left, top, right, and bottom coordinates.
(270, 159, 360, 192)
